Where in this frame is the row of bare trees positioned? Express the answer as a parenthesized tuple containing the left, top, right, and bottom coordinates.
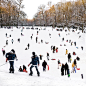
(0, 0, 28, 28)
(33, 0, 86, 30)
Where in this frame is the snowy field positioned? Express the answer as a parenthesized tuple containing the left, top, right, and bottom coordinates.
(0, 26, 86, 86)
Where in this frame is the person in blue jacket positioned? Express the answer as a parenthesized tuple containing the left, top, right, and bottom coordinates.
(6, 49, 17, 73)
(28, 52, 40, 76)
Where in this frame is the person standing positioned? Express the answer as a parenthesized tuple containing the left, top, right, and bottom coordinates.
(6, 40, 8, 45)
(65, 63, 69, 75)
(6, 33, 7, 37)
(11, 39, 14, 44)
(47, 52, 49, 60)
(27, 43, 30, 49)
(61, 64, 65, 76)
(68, 53, 71, 63)
(2, 48, 5, 56)
(36, 37, 38, 43)
(5, 49, 17, 73)
(28, 52, 40, 76)
(42, 60, 47, 71)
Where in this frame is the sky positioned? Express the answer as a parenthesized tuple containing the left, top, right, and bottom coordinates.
(22, 0, 77, 19)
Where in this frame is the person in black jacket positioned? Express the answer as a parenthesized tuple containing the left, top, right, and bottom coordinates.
(68, 53, 71, 63)
(5, 49, 17, 73)
(61, 64, 65, 76)
(27, 43, 30, 49)
(47, 52, 49, 60)
(65, 63, 69, 75)
(42, 60, 47, 71)
(28, 52, 40, 76)
(19, 66, 23, 72)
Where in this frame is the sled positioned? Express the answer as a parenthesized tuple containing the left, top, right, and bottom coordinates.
(47, 65, 49, 70)
(51, 59, 56, 60)
(77, 68, 80, 70)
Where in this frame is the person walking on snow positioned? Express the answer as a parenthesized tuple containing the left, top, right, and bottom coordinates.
(5, 49, 17, 73)
(65, 63, 69, 75)
(11, 39, 14, 44)
(6, 40, 8, 45)
(2, 48, 5, 56)
(6, 33, 7, 37)
(47, 52, 49, 60)
(42, 60, 47, 71)
(36, 37, 38, 43)
(56, 47, 58, 53)
(27, 43, 30, 49)
(58, 59, 61, 69)
(68, 53, 71, 63)
(28, 52, 40, 76)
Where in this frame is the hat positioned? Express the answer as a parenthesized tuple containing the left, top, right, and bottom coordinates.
(32, 52, 35, 55)
(11, 49, 15, 53)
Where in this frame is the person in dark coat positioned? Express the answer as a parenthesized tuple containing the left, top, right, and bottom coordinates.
(58, 59, 60, 69)
(61, 64, 65, 76)
(28, 52, 40, 76)
(19, 66, 23, 72)
(31, 36, 32, 40)
(42, 60, 47, 71)
(5, 49, 17, 73)
(62, 38, 64, 41)
(2, 48, 5, 56)
(39, 55, 43, 60)
(41, 40, 43, 43)
(18, 38, 20, 43)
(6, 33, 7, 37)
(23, 65, 27, 71)
(51, 45, 53, 50)
(27, 43, 30, 49)
(36, 37, 38, 43)
(74, 42, 76, 46)
(53, 46, 55, 53)
(65, 63, 69, 75)
(6, 40, 8, 45)
(68, 53, 71, 63)
(81, 46, 83, 50)
(11, 39, 14, 44)
(37, 31, 39, 35)
(47, 52, 49, 60)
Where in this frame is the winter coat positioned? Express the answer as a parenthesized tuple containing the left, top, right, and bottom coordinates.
(74, 60, 77, 65)
(65, 63, 69, 70)
(72, 63, 75, 68)
(68, 53, 71, 59)
(30, 55, 39, 65)
(6, 52, 17, 60)
(42, 61, 47, 68)
(66, 50, 68, 54)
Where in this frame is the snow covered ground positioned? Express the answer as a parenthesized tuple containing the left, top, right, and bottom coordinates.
(0, 26, 86, 86)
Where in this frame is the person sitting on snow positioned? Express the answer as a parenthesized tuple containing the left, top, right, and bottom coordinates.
(19, 66, 23, 72)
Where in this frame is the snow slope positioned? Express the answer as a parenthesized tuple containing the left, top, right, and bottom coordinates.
(0, 26, 86, 86)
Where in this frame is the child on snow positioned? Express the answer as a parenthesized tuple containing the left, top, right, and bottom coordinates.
(65, 49, 68, 55)
(47, 52, 49, 60)
(56, 47, 58, 53)
(58, 59, 61, 69)
(42, 60, 47, 71)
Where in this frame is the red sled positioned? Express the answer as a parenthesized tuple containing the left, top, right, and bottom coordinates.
(23, 69, 28, 73)
(47, 65, 49, 70)
(77, 68, 80, 70)
(51, 59, 56, 60)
